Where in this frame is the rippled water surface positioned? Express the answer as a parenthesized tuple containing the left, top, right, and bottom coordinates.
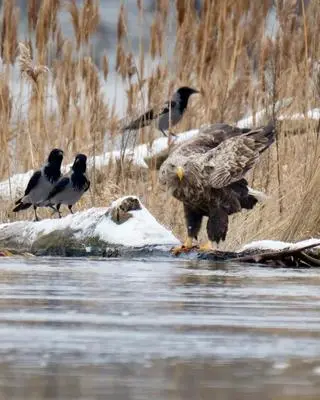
(0, 257, 319, 399)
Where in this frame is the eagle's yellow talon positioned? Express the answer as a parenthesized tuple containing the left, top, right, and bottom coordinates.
(171, 237, 194, 255)
(199, 241, 215, 252)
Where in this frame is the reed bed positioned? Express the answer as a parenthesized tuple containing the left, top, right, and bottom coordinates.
(0, 0, 319, 248)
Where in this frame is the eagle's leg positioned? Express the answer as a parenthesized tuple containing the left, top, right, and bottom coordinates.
(171, 206, 203, 255)
(200, 208, 228, 252)
(182, 237, 194, 248)
(171, 238, 194, 256)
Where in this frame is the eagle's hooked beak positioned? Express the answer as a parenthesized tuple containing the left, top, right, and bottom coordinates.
(176, 166, 184, 181)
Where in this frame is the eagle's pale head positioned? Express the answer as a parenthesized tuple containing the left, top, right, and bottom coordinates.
(159, 156, 202, 192)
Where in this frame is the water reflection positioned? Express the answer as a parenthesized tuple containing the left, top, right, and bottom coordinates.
(0, 257, 319, 399)
(1, 359, 320, 399)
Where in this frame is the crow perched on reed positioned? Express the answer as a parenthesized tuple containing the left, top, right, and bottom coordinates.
(123, 86, 199, 136)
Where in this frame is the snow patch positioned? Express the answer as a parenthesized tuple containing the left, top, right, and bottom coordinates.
(236, 100, 320, 128)
(289, 238, 320, 250)
(236, 99, 291, 128)
(0, 170, 35, 200)
(278, 108, 320, 121)
(240, 240, 292, 251)
(239, 238, 320, 252)
(237, 109, 270, 129)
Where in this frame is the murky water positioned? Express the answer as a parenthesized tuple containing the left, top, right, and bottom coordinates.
(0, 257, 319, 399)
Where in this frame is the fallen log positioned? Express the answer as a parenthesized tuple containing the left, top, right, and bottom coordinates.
(197, 240, 320, 267)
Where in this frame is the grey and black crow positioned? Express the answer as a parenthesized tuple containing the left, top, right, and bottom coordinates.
(46, 153, 90, 218)
(123, 86, 199, 137)
(13, 148, 64, 221)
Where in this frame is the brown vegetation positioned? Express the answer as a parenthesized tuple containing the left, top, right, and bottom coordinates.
(0, 0, 319, 249)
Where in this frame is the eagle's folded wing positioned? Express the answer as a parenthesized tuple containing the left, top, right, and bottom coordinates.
(173, 123, 252, 158)
(202, 136, 270, 189)
(200, 123, 250, 138)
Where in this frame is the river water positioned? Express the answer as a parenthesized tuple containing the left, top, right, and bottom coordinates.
(0, 257, 319, 399)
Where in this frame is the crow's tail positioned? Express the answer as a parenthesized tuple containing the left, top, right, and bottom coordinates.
(14, 197, 23, 205)
(12, 202, 32, 212)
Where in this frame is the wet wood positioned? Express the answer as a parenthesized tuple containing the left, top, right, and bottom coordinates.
(197, 242, 320, 267)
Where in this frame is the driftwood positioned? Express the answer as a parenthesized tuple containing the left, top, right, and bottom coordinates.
(197, 242, 320, 267)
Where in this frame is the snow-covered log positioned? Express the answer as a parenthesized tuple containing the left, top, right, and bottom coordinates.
(197, 238, 320, 267)
(0, 196, 179, 257)
(239, 238, 320, 252)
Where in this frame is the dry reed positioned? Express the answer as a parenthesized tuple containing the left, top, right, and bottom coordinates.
(0, 0, 319, 248)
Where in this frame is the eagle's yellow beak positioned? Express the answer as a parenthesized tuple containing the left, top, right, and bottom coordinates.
(176, 166, 184, 181)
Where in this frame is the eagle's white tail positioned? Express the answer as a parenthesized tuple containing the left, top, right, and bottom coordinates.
(248, 187, 269, 202)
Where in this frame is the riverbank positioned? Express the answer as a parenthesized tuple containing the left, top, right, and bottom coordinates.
(0, 195, 319, 267)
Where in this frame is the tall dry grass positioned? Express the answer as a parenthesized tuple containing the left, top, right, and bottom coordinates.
(0, 0, 319, 248)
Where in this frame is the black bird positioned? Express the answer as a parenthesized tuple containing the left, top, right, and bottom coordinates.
(123, 86, 199, 136)
(45, 153, 90, 218)
(13, 148, 64, 221)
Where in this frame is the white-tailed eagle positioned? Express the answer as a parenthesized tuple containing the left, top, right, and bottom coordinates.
(159, 123, 276, 252)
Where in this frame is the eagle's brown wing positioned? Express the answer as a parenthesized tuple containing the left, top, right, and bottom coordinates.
(202, 124, 275, 188)
(174, 123, 251, 157)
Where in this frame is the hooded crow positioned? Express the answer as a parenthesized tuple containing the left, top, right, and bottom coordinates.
(46, 153, 90, 218)
(123, 86, 199, 137)
(13, 148, 64, 221)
